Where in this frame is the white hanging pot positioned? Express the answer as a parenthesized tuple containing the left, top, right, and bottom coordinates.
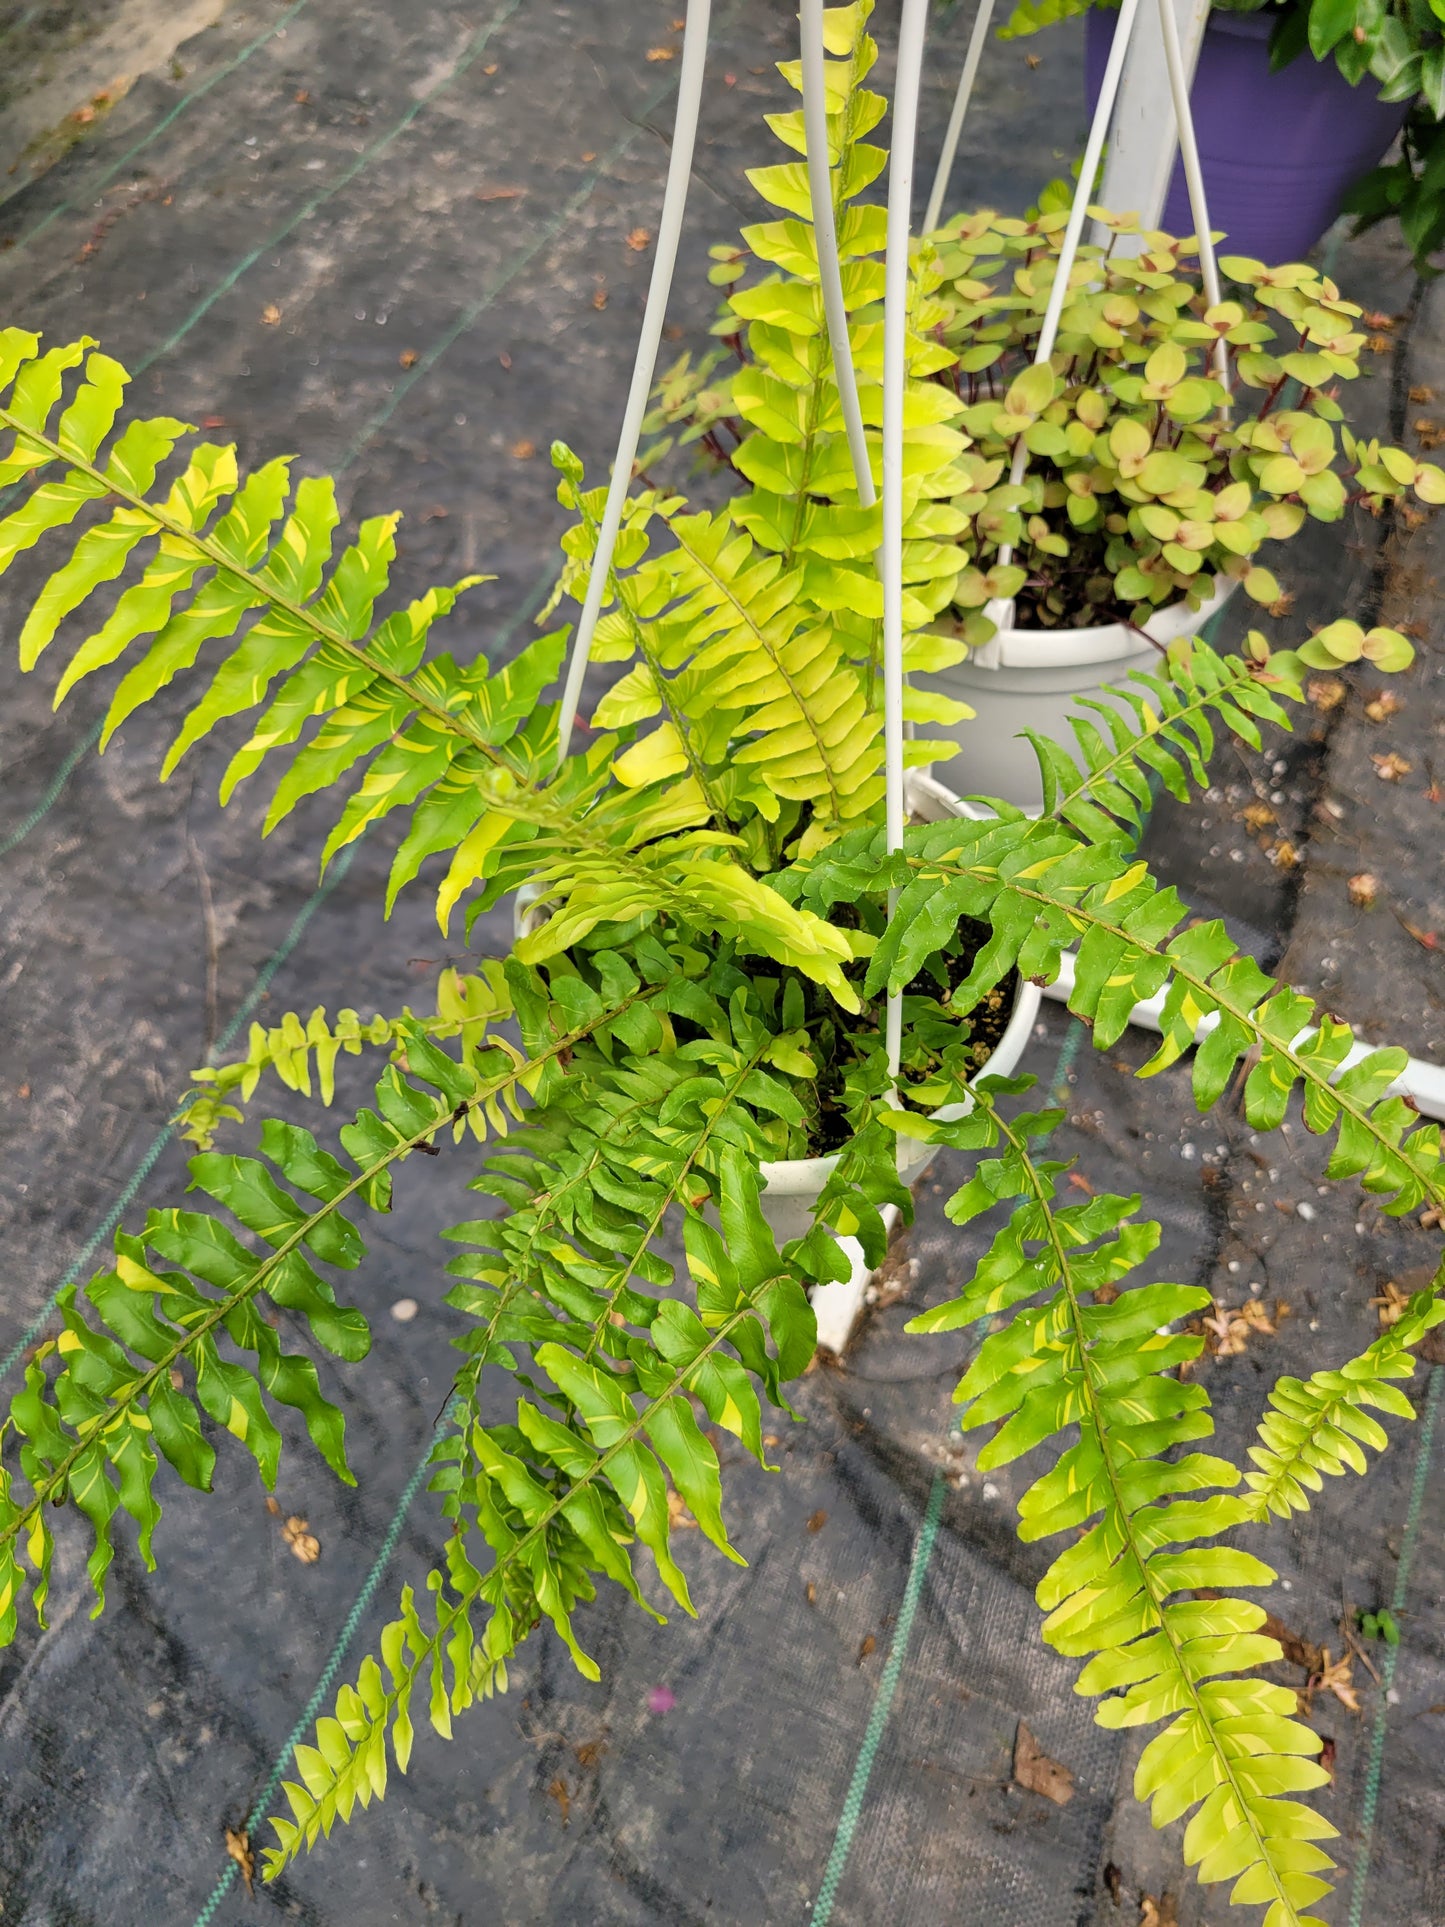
(915, 578, 1237, 816)
(759, 771, 1042, 1351)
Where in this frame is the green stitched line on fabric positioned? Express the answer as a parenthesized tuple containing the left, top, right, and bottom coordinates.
(344, 0, 750, 464)
(0, 723, 101, 858)
(135, 0, 525, 377)
(190, 1398, 459, 1927)
(1346, 1362, 1442, 1927)
(0, 838, 359, 1386)
(809, 1474, 945, 1926)
(5, 0, 314, 255)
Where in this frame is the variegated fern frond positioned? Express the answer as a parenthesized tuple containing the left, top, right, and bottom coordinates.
(906, 1092, 1339, 1926)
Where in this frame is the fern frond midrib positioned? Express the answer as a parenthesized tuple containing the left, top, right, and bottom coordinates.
(451, 1078, 673, 1406)
(997, 1107, 1300, 1923)
(669, 522, 847, 821)
(456, 1277, 776, 1626)
(1, 989, 657, 1554)
(922, 857, 1445, 1215)
(0, 406, 512, 775)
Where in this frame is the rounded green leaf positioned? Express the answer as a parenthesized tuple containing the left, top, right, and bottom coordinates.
(1110, 417, 1152, 466)
(1257, 454, 1306, 494)
(1243, 566, 1281, 605)
(1004, 362, 1058, 420)
(1312, 618, 1364, 662)
(1360, 625, 1414, 672)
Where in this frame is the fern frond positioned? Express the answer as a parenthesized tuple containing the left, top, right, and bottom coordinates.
(798, 809, 1445, 1217)
(1244, 1283, 1445, 1521)
(1029, 637, 1308, 843)
(265, 1124, 819, 1870)
(906, 1094, 1337, 1926)
(0, 982, 656, 1645)
(259, 933, 906, 1869)
(178, 963, 515, 1148)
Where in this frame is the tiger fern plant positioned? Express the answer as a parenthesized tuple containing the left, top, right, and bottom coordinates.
(1, 9, 1442, 1922)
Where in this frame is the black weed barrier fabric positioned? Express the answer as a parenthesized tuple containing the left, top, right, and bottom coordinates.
(1, 3, 1442, 1923)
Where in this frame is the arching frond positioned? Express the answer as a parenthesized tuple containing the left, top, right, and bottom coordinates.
(1244, 1284, 1445, 1521)
(906, 1093, 1338, 1926)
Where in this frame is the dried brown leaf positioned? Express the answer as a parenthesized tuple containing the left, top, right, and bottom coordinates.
(260, 303, 281, 326)
(476, 185, 524, 201)
(1262, 1610, 1324, 1673)
(546, 1776, 571, 1825)
(281, 1515, 320, 1564)
(509, 439, 536, 460)
(857, 1634, 877, 1664)
(224, 1825, 255, 1898)
(1372, 750, 1413, 781)
(645, 45, 676, 60)
(592, 287, 608, 310)
(1138, 1897, 1178, 1927)
(1308, 675, 1347, 711)
(1370, 1280, 1410, 1328)
(806, 1509, 828, 1534)
(1314, 1648, 1362, 1714)
(626, 226, 652, 252)
(1240, 801, 1276, 831)
(666, 1488, 697, 1531)
(1364, 688, 1404, 722)
(1014, 1722, 1075, 1805)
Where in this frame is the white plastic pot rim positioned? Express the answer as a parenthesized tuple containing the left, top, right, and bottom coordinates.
(971, 575, 1237, 673)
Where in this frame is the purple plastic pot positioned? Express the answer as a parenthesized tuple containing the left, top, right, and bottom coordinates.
(1085, 9, 1408, 263)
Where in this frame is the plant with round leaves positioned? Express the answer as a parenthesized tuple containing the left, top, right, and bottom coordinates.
(648, 63, 1444, 640)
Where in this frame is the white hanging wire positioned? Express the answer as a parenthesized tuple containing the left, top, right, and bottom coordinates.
(1154, 0, 1230, 397)
(553, 0, 712, 767)
(881, 0, 932, 1083)
(801, 0, 876, 508)
(978, 0, 1143, 653)
(921, 0, 997, 236)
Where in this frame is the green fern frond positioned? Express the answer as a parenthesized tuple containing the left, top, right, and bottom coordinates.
(1029, 637, 1308, 842)
(178, 963, 515, 1148)
(259, 935, 904, 1870)
(1244, 1283, 1445, 1521)
(906, 1094, 1337, 1926)
(798, 808, 1445, 1218)
(265, 1123, 818, 1870)
(0, 981, 655, 1646)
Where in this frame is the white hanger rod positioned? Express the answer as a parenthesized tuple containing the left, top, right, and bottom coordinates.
(882, 0, 931, 1082)
(800, 0, 876, 507)
(554, 0, 712, 766)
(922, 0, 997, 237)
